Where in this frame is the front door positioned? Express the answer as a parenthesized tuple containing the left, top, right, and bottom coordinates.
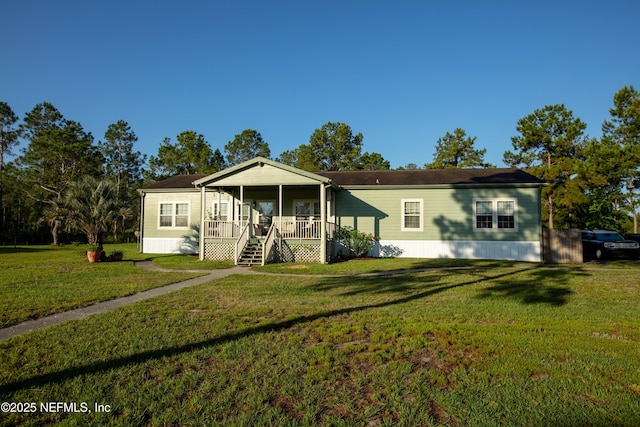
(257, 201, 275, 229)
(238, 201, 253, 235)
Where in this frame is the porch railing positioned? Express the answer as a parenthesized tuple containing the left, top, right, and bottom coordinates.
(262, 225, 277, 266)
(234, 223, 250, 265)
(203, 220, 242, 238)
(277, 218, 321, 239)
(204, 218, 333, 240)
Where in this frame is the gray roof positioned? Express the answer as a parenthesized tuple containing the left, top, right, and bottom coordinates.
(141, 168, 544, 190)
(142, 174, 207, 190)
(316, 168, 545, 186)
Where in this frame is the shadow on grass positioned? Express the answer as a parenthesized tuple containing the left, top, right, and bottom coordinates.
(0, 246, 53, 254)
(311, 265, 580, 306)
(475, 266, 584, 306)
(0, 266, 580, 395)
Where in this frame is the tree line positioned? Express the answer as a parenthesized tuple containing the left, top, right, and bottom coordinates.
(0, 85, 638, 245)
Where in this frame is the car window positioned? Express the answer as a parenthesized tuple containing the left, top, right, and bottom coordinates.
(595, 233, 623, 242)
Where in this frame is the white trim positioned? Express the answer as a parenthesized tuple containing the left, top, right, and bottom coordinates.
(473, 198, 518, 232)
(401, 198, 423, 232)
(320, 183, 327, 263)
(158, 201, 191, 229)
(200, 187, 205, 260)
(369, 239, 541, 262)
(142, 237, 198, 254)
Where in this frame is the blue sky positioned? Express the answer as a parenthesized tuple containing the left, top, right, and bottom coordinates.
(2, 0, 638, 169)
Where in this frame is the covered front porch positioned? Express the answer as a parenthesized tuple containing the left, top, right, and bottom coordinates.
(193, 158, 340, 265)
(202, 217, 337, 265)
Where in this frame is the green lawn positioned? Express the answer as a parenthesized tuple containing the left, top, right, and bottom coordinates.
(0, 244, 209, 327)
(0, 251, 638, 426)
(148, 253, 234, 271)
(254, 257, 531, 275)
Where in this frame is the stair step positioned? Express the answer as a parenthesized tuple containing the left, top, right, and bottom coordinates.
(238, 241, 264, 266)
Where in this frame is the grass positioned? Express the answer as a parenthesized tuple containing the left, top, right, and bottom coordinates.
(0, 244, 211, 327)
(148, 253, 234, 270)
(0, 251, 638, 426)
(253, 257, 532, 275)
(254, 257, 640, 275)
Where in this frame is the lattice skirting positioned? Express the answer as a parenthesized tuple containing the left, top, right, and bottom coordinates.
(205, 242, 234, 260)
(205, 241, 323, 263)
(279, 242, 321, 263)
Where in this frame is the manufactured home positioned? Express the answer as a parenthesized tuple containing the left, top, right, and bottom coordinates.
(139, 157, 545, 264)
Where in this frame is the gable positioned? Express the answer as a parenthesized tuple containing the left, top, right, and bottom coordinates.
(194, 157, 334, 187)
(204, 163, 324, 186)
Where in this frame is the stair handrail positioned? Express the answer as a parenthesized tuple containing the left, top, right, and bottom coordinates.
(262, 225, 277, 266)
(234, 223, 250, 265)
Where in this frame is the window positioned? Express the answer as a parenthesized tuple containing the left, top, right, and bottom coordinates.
(401, 199, 423, 231)
(475, 201, 493, 229)
(294, 200, 320, 219)
(236, 203, 250, 222)
(212, 201, 229, 221)
(474, 199, 517, 231)
(497, 201, 515, 229)
(174, 203, 188, 227)
(159, 202, 189, 228)
(159, 204, 173, 227)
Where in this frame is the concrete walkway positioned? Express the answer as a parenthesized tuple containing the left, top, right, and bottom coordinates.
(0, 262, 257, 343)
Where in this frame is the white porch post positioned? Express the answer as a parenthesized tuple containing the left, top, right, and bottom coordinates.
(217, 189, 221, 218)
(139, 191, 145, 253)
(240, 185, 250, 238)
(320, 183, 327, 263)
(278, 184, 283, 261)
(278, 184, 283, 231)
(240, 185, 244, 226)
(199, 185, 206, 260)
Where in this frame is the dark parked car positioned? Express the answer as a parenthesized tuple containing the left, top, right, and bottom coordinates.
(581, 230, 640, 260)
(625, 233, 640, 244)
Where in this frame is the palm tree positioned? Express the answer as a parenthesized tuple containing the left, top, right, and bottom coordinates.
(110, 206, 133, 241)
(39, 199, 67, 246)
(64, 176, 117, 250)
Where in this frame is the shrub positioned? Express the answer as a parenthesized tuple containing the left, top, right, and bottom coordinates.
(336, 226, 378, 258)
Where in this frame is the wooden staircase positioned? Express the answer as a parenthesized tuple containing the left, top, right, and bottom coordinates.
(237, 239, 263, 266)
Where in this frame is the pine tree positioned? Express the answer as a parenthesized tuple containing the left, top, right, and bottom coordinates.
(425, 128, 493, 169)
(504, 104, 586, 229)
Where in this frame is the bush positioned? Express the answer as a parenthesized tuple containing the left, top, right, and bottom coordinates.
(336, 226, 378, 258)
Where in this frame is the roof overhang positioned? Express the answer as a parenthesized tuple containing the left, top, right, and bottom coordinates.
(193, 157, 340, 189)
(138, 187, 201, 195)
(339, 182, 547, 190)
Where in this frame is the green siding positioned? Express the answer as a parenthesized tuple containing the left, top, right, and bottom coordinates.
(334, 186, 541, 242)
(143, 192, 202, 238)
(143, 184, 542, 244)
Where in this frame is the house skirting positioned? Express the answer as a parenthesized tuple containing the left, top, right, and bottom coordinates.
(144, 237, 540, 263)
(369, 240, 542, 262)
(204, 241, 235, 260)
(142, 237, 198, 254)
(203, 239, 323, 263)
